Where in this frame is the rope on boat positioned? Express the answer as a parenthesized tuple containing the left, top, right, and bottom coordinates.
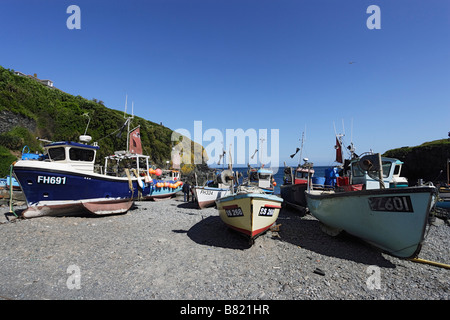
(409, 258, 450, 270)
(236, 185, 266, 194)
(409, 205, 450, 269)
(124, 168, 134, 199)
(8, 164, 18, 218)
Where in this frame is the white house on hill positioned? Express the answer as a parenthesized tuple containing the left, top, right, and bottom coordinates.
(14, 71, 54, 88)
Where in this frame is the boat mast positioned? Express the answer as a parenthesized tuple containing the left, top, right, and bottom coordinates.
(124, 97, 134, 153)
(260, 136, 265, 167)
(298, 131, 305, 166)
(228, 144, 235, 194)
(377, 153, 385, 189)
(348, 118, 356, 159)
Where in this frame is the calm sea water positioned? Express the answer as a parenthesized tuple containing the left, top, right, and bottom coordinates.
(233, 166, 330, 195)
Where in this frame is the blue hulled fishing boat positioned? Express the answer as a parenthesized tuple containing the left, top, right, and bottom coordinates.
(13, 137, 136, 218)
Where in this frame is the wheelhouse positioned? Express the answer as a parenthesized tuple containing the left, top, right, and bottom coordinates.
(104, 151, 150, 177)
(44, 141, 99, 173)
(350, 157, 408, 189)
(248, 167, 273, 185)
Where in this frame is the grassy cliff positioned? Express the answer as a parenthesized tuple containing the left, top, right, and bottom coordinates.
(383, 139, 450, 184)
(0, 65, 206, 177)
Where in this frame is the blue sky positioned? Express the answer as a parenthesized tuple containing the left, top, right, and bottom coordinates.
(1, 0, 449, 167)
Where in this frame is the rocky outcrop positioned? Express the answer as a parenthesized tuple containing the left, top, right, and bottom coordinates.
(383, 140, 450, 185)
(0, 110, 36, 134)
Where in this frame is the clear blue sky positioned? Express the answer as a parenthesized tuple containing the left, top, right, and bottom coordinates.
(1, 0, 449, 167)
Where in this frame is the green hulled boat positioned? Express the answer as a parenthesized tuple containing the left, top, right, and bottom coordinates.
(305, 152, 437, 259)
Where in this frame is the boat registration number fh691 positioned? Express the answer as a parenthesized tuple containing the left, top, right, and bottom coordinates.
(368, 196, 413, 212)
(37, 175, 67, 185)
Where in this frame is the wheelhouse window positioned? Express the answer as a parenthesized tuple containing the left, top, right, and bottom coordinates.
(352, 164, 365, 177)
(381, 161, 392, 178)
(259, 173, 271, 180)
(69, 148, 95, 162)
(296, 170, 307, 179)
(48, 147, 66, 161)
(353, 160, 392, 178)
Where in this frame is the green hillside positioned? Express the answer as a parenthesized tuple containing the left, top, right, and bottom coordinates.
(0, 65, 206, 177)
(383, 139, 450, 184)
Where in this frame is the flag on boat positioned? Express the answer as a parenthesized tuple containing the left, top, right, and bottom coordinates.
(129, 127, 142, 154)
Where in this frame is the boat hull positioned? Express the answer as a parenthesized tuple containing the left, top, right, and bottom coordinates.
(194, 186, 231, 209)
(216, 193, 283, 239)
(5, 176, 21, 191)
(13, 161, 136, 218)
(437, 187, 450, 209)
(280, 183, 308, 209)
(436, 200, 450, 209)
(141, 185, 182, 201)
(22, 198, 134, 218)
(305, 186, 436, 258)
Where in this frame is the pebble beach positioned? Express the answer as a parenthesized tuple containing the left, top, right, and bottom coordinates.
(0, 194, 449, 304)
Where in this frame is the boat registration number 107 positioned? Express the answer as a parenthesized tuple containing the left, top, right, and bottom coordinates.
(368, 196, 413, 212)
(37, 175, 67, 185)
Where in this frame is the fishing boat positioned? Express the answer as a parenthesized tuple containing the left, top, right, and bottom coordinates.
(13, 136, 136, 218)
(5, 146, 46, 193)
(216, 186, 283, 240)
(5, 175, 21, 191)
(280, 160, 314, 211)
(281, 132, 313, 210)
(244, 139, 277, 194)
(435, 159, 450, 210)
(245, 165, 276, 194)
(143, 168, 183, 200)
(103, 117, 182, 202)
(215, 146, 283, 240)
(193, 169, 233, 209)
(305, 142, 437, 259)
(436, 186, 450, 210)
